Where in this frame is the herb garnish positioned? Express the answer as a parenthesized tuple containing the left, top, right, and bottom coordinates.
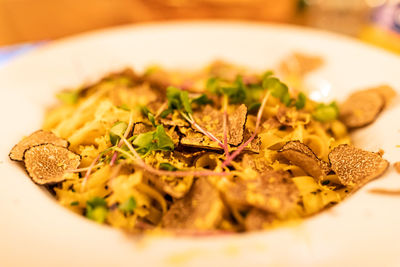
(295, 92, 307, 110)
(119, 197, 137, 214)
(70, 201, 79, 206)
(86, 197, 108, 223)
(132, 125, 174, 155)
(140, 106, 157, 127)
(191, 94, 213, 105)
(109, 121, 128, 146)
(159, 162, 179, 171)
(262, 77, 291, 106)
(312, 102, 339, 122)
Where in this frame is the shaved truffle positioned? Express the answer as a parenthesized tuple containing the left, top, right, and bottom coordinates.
(279, 141, 330, 180)
(340, 90, 384, 128)
(365, 85, 397, 107)
(24, 144, 81, 185)
(328, 144, 389, 187)
(144, 171, 194, 199)
(223, 170, 299, 214)
(244, 208, 275, 231)
(133, 122, 153, 135)
(183, 104, 247, 146)
(9, 130, 69, 161)
(161, 178, 225, 230)
(241, 153, 272, 173)
(180, 126, 259, 153)
(242, 129, 261, 153)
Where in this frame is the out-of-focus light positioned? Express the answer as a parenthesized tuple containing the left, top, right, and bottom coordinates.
(305, 76, 332, 102)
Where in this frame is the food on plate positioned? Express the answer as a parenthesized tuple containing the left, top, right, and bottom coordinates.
(10, 58, 396, 233)
(329, 144, 389, 188)
(9, 130, 69, 161)
(279, 141, 330, 180)
(24, 144, 81, 185)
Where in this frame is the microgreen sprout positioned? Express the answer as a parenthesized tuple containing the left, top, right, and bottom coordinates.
(119, 197, 137, 214)
(312, 102, 339, 122)
(109, 111, 135, 166)
(159, 162, 179, 171)
(163, 86, 226, 150)
(131, 125, 174, 156)
(295, 92, 307, 110)
(116, 137, 228, 177)
(140, 106, 157, 127)
(86, 197, 108, 223)
(109, 121, 128, 146)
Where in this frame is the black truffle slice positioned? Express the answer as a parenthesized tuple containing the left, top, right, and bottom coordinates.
(279, 141, 330, 180)
(161, 178, 224, 230)
(181, 104, 247, 147)
(24, 144, 81, 185)
(223, 170, 299, 214)
(328, 144, 389, 187)
(339, 90, 385, 128)
(9, 130, 69, 161)
(244, 208, 275, 231)
(365, 85, 397, 107)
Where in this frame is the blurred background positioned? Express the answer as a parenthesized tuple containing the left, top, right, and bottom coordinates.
(0, 0, 400, 59)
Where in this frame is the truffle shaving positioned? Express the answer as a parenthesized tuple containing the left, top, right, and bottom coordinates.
(161, 178, 225, 230)
(279, 141, 330, 180)
(9, 130, 69, 161)
(223, 169, 299, 214)
(328, 144, 389, 187)
(24, 144, 81, 185)
(244, 208, 275, 231)
(181, 104, 247, 147)
(339, 90, 384, 128)
(365, 85, 397, 107)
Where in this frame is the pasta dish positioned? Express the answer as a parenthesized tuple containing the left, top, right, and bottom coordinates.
(9, 55, 394, 234)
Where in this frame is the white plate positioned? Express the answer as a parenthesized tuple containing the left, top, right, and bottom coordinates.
(1, 21, 400, 267)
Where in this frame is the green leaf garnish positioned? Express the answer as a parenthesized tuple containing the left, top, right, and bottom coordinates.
(261, 70, 274, 80)
(248, 102, 261, 113)
(70, 201, 79, 206)
(132, 125, 174, 155)
(166, 86, 192, 115)
(132, 131, 154, 154)
(206, 77, 221, 94)
(140, 106, 151, 117)
(221, 76, 247, 104)
(86, 197, 108, 223)
(154, 125, 175, 150)
(109, 121, 128, 146)
(160, 109, 173, 118)
(191, 94, 213, 105)
(295, 92, 307, 110)
(56, 90, 79, 105)
(119, 197, 136, 213)
(262, 77, 291, 106)
(312, 102, 339, 122)
(159, 162, 178, 171)
(140, 106, 157, 127)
